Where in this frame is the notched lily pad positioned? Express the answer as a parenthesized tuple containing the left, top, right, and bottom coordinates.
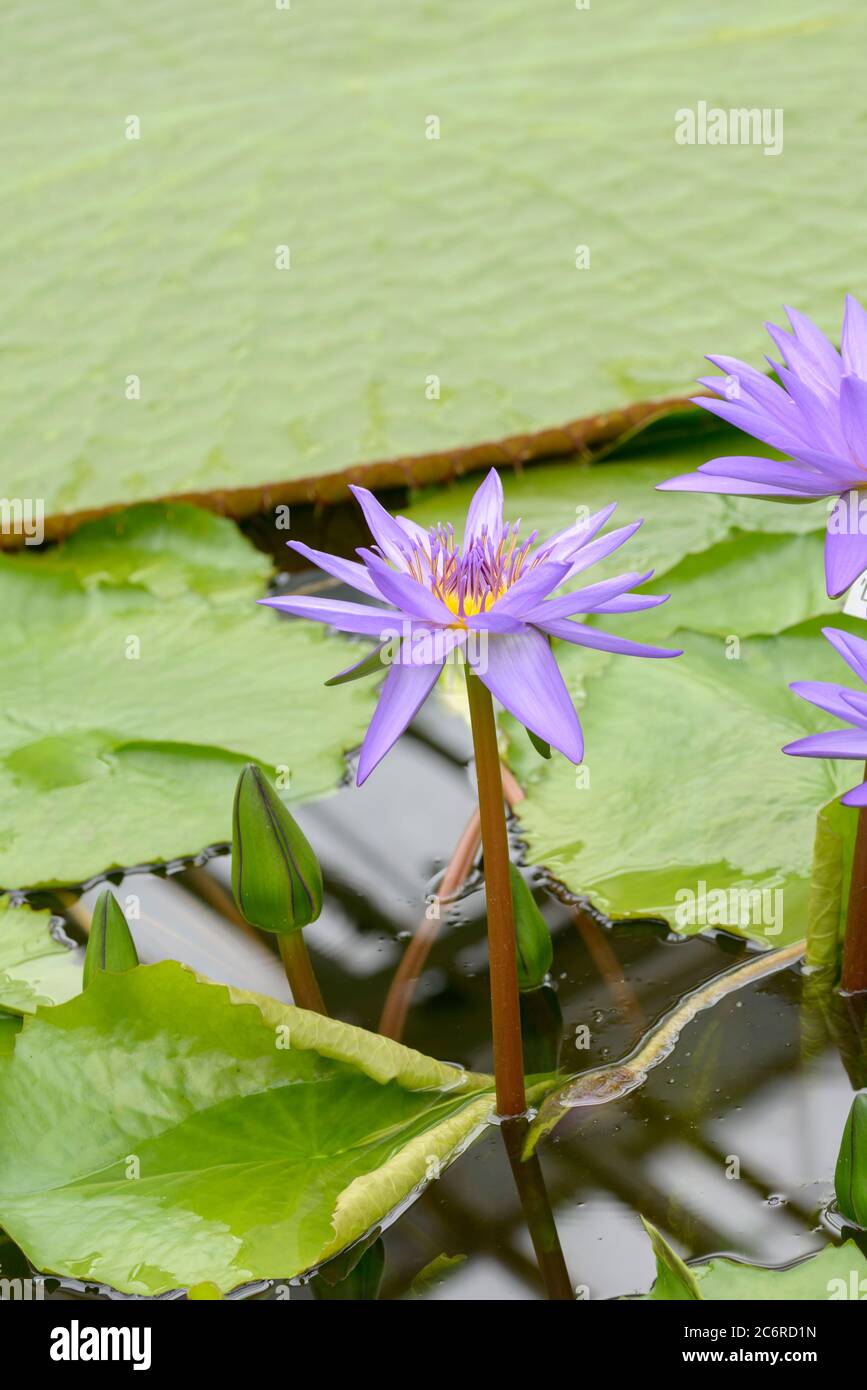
(0, 962, 495, 1295)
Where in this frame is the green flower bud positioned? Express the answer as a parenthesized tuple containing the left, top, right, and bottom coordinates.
(83, 890, 139, 989)
(509, 864, 553, 992)
(231, 764, 323, 934)
(835, 1093, 867, 1227)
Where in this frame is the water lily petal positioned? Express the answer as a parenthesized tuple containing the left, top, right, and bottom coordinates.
(841, 780, 867, 807)
(350, 485, 417, 569)
(489, 559, 571, 617)
(468, 628, 583, 763)
(259, 595, 396, 636)
(823, 626, 867, 685)
(699, 456, 832, 494)
(824, 501, 867, 598)
(463, 469, 504, 547)
(591, 592, 669, 613)
(357, 660, 444, 784)
(526, 570, 653, 621)
(538, 503, 618, 563)
(657, 471, 822, 500)
(287, 540, 380, 598)
(839, 375, 867, 466)
(789, 680, 867, 727)
(532, 614, 681, 659)
(361, 551, 453, 624)
(782, 729, 867, 759)
(560, 521, 644, 581)
(842, 294, 867, 380)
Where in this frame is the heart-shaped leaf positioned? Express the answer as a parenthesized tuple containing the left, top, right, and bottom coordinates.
(0, 962, 495, 1295)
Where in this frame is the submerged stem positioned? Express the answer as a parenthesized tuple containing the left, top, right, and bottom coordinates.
(501, 1118, 573, 1300)
(279, 932, 327, 1015)
(843, 773, 867, 993)
(464, 669, 526, 1117)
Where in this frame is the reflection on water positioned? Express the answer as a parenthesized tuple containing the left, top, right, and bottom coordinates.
(14, 676, 866, 1301)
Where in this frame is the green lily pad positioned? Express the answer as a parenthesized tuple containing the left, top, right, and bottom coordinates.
(639, 1223, 867, 1300)
(505, 620, 860, 946)
(0, 505, 375, 889)
(0, 962, 495, 1295)
(408, 431, 828, 593)
(0, 897, 81, 1015)
(5, 1, 866, 531)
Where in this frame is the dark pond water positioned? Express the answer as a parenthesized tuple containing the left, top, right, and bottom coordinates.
(9, 555, 866, 1301)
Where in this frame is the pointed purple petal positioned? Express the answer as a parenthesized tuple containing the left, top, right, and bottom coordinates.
(782, 730, 867, 759)
(488, 559, 571, 617)
(469, 629, 584, 763)
(560, 521, 643, 581)
(525, 570, 653, 621)
(824, 499, 867, 597)
(789, 680, 867, 727)
(698, 456, 832, 495)
(350, 486, 416, 568)
(842, 294, 867, 380)
(463, 469, 504, 547)
(361, 551, 453, 624)
(538, 503, 618, 563)
(657, 472, 823, 500)
(258, 595, 396, 636)
(356, 661, 443, 784)
(533, 615, 681, 658)
(784, 304, 842, 390)
(839, 375, 867, 465)
(822, 626, 867, 685)
(841, 781, 867, 807)
(287, 540, 379, 598)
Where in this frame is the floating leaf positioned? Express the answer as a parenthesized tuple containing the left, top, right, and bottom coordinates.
(639, 1239, 867, 1301)
(4, 4, 866, 532)
(639, 1218, 702, 1300)
(0, 963, 495, 1295)
(0, 897, 81, 1015)
(0, 505, 375, 889)
(505, 620, 859, 947)
(835, 1094, 867, 1228)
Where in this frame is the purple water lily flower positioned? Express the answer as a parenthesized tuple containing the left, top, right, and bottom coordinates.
(261, 470, 680, 783)
(658, 296, 867, 598)
(783, 627, 867, 805)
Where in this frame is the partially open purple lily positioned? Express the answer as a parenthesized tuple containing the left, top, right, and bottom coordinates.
(658, 296, 867, 598)
(262, 470, 680, 783)
(783, 627, 867, 805)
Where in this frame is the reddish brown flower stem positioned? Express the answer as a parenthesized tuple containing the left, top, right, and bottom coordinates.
(464, 669, 526, 1117)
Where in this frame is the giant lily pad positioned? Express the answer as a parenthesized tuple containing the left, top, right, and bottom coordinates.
(4, 1, 866, 533)
(0, 505, 375, 889)
(0, 962, 495, 1295)
(0, 897, 81, 1016)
